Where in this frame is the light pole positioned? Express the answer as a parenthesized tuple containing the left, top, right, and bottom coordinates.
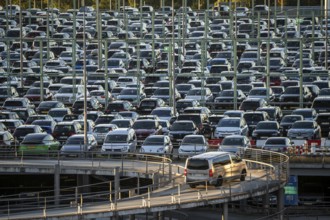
(82, 0, 88, 152)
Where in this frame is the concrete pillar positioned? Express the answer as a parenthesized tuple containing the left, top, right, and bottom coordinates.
(114, 167, 120, 203)
(77, 175, 90, 194)
(222, 202, 228, 220)
(158, 211, 164, 220)
(277, 188, 285, 220)
(152, 172, 159, 190)
(239, 199, 247, 212)
(263, 193, 270, 214)
(54, 164, 60, 206)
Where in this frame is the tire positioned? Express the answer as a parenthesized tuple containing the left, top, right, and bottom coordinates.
(240, 169, 247, 181)
(189, 184, 196, 188)
(215, 176, 223, 187)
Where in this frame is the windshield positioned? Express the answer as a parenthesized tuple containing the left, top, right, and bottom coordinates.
(66, 137, 84, 145)
(265, 138, 286, 145)
(171, 122, 194, 131)
(222, 138, 244, 145)
(219, 119, 240, 127)
(133, 121, 156, 129)
(143, 137, 163, 145)
(181, 136, 204, 145)
(104, 134, 127, 143)
(292, 121, 313, 129)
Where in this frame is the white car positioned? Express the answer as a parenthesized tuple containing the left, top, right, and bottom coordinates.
(178, 135, 208, 158)
(92, 124, 118, 145)
(140, 135, 173, 156)
(214, 117, 249, 138)
(53, 85, 88, 105)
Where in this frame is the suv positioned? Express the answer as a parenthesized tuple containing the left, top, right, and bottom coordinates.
(101, 128, 137, 153)
(184, 152, 247, 188)
(52, 121, 82, 144)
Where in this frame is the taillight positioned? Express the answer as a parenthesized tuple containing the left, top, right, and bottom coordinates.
(209, 169, 213, 177)
(69, 132, 75, 136)
(184, 169, 187, 176)
(101, 96, 105, 98)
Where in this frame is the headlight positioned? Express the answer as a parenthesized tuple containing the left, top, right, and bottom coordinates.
(140, 148, 145, 153)
(234, 131, 240, 135)
(122, 147, 128, 152)
(157, 148, 164, 152)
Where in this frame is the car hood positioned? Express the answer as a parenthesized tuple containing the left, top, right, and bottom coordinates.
(102, 143, 129, 149)
(216, 127, 240, 132)
(61, 144, 88, 151)
(141, 145, 165, 153)
(179, 144, 207, 151)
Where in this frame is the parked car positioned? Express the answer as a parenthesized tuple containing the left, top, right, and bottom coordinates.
(214, 117, 248, 138)
(60, 134, 98, 157)
(178, 135, 209, 158)
(18, 133, 61, 155)
(219, 135, 251, 153)
(287, 120, 321, 140)
(140, 135, 173, 156)
(101, 128, 137, 153)
(92, 124, 118, 145)
(262, 137, 293, 153)
(52, 121, 82, 144)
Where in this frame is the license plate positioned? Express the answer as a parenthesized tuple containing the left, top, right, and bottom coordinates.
(322, 122, 329, 125)
(42, 111, 48, 114)
(27, 146, 35, 150)
(59, 136, 67, 138)
(176, 139, 182, 141)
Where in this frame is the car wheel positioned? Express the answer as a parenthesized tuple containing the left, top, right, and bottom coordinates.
(240, 169, 247, 181)
(189, 184, 196, 188)
(215, 176, 223, 187)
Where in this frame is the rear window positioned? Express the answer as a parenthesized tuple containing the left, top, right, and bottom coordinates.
(187, 159, 209, 170)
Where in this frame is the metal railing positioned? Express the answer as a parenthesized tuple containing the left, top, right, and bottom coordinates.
(0, 148, 288, 219)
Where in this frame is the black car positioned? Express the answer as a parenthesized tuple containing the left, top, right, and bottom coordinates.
(105, 100, 135, 114)
(35, 101, 65, 114)
(279, 86, 313, 109)
(136, 98, 166, 115)
(72, 97, 103, 114)
(256, 106, 283, 122)
(214, 89, 246, 110)
(252, 121, 282, 140)
(52, 121, 82, 144)
(94, 114, 123, 125)
(168, 120, 199, 146)
(243, 111, 270, 136)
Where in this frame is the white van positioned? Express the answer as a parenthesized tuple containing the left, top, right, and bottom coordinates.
(101, 128, 137, 153)
(184, 152, 247, 188)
